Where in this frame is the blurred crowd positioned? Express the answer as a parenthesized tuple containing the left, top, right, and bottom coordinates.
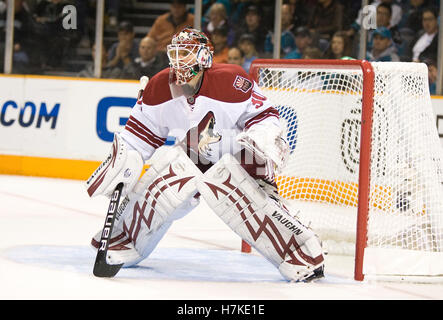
(0, 0, 441, 93)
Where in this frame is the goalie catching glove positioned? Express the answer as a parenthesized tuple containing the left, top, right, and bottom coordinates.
(236, 121, 289, 179)
(86, 133, 144, 198)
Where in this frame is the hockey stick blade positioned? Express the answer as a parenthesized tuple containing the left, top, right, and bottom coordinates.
(93, 183, 124, 277)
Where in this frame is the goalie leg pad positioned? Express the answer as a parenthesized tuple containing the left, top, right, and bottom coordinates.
(90, 195, 199, 267)
(92, 145, 202, 266)
(91, 224, 142, 267)
(128, 196, 199, 260)
(197, 154, 324, 282)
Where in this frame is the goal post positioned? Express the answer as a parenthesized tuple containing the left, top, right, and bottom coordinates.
(243, 59, 443, 281)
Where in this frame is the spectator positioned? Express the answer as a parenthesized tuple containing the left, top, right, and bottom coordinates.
(227, 46, 245, 68)
(399, 0, 430, 33)
(340, 0, 361, 27)
(379, 0, 403, 27)
(202, 0, 232, 18)
(323, 31, 352, 59)
(422, 58, 437, 95)
(33, 0, 68, 26)
(238, 33, 259, 73)
(407, 6, 439, 62)
(302, 46, 324, 59)
(264, 3, 296, 57)
(286, 0, 311, 31)
(362, 3, 403, 55)
(32, 0, 81, 69)
(284, 27, 313, 59)
(0, 0, 36, 73)
(346, 0, 403, 38)
(211, 25, 230, 64)
(307, 0, 345, 41)
(347, 2, 403, 58)
(228, 0, 253, 26)
(107, 21, 139, 70)
(73, 0, 93, 48)
(229, 4, 267, 54)
(203, 2, 228, 38)
(147, 0, 194, 52)
(77, 44, 123, 79)
(121, 37, 168, 80)
(106, 0, 120, 27)
(366, 27, 400, 62)
(374, 3, 402, 46)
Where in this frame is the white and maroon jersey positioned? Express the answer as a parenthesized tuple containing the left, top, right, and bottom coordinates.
(120, 63, 279, 164)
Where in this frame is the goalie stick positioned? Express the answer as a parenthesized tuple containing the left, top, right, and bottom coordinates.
(93, 182, 124, 277)
(92, 77, 149, 277)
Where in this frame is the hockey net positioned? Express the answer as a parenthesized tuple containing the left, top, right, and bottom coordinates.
(248, 59, 443, 281)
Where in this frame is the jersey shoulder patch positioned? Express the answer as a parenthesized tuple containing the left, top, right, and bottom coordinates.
(199, 64, 254, 103)
(232, 74, 253, 93)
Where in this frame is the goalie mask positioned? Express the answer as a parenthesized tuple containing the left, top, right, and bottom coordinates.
(167, 28, 214, 86)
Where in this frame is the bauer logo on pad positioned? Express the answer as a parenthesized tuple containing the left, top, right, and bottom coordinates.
(233, 76, 252, 93)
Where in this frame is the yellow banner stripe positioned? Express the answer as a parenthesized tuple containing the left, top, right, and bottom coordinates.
(0, 154, 100, 180)
(0, 154, 150, 181)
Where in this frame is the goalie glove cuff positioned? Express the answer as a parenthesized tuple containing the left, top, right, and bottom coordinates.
(86, 133, 144, 198)
(236, 122, 289, 172)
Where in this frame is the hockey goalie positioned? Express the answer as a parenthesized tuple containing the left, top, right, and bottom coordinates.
(86, 28, 325, 282)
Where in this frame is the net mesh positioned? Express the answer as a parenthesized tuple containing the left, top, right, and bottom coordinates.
(255, 61, 443, 261)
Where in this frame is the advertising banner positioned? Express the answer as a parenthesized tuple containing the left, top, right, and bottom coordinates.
(1, 75, 443, 179)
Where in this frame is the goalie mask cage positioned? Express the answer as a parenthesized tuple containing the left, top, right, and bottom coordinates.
(245, 59, 443, 281)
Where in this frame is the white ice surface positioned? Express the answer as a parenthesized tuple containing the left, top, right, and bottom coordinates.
(0, 174, 442, 300)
